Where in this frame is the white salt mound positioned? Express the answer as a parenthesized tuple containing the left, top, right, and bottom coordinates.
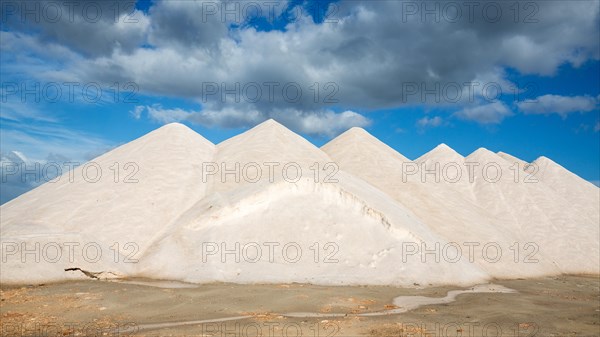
(1, 120, 598, 286)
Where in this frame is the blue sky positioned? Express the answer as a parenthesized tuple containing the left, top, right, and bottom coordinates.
(1, 0, 599, 203)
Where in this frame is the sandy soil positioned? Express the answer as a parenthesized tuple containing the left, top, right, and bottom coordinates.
(1, 275, 598, 336)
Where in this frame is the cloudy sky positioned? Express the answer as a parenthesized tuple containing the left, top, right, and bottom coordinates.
(1, 0, 599, 203)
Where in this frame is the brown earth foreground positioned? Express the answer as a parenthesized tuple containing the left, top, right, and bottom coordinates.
(1, 275, 598, 337)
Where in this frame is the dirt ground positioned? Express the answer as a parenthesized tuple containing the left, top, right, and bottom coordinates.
(1, 275, 598, 336)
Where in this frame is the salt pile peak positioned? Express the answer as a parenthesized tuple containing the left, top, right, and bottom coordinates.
(322, 127, 410, 163)
(416, 143, 464, 168)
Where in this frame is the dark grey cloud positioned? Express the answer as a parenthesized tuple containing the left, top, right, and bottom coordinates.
(2, 0, 147, 56)
(148, 0, 228, 49)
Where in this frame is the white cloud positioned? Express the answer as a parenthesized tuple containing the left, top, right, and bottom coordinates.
(2, 0, 599, 130)
(416, 116, 444, 128)
(143, 104, 370, 137)
(0, 120, 115, 204)
(0, 99, 59, 123)
(146, 105, 194, 124)
(0, 121, 114, 163)
(130, 105, 145, 119)
(517, 95, 599, 117)
(272, 109, 371, 137)
(454, 102, 513, 124)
